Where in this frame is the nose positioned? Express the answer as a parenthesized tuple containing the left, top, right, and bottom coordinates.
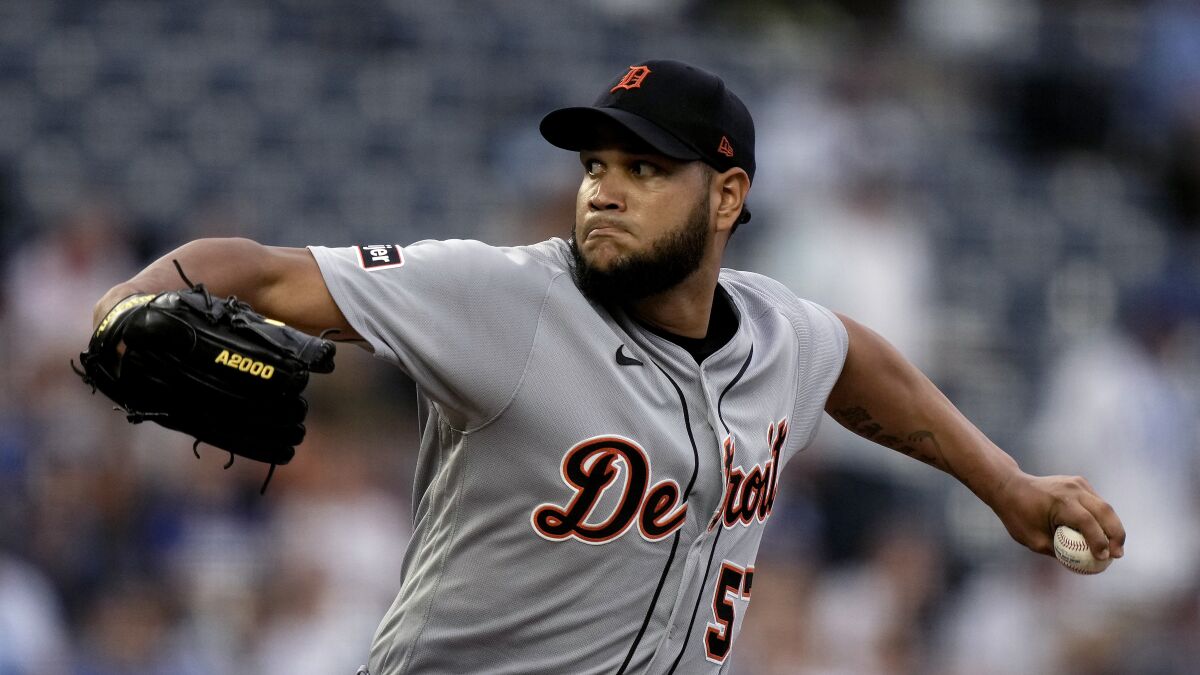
(588, 173, 625, 212)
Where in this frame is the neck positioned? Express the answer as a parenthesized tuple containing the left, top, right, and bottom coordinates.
(628, 253, 723, 339)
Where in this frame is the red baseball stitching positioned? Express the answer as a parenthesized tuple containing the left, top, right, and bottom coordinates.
(1056, 528, 1087, 552)
(1054, 528, 1103, 574)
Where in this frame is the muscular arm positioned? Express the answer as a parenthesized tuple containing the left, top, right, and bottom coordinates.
(825, 313, 1125, 561)
(93, 238, 361, 341)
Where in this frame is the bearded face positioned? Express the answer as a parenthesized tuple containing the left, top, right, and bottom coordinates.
(569, 188, 710, 305)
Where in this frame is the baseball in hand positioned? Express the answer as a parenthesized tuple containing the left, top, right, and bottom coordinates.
(1053, 526, 1111, 575)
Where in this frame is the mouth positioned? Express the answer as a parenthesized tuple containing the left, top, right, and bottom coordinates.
(586, 227, 623, 241)
(584, 219, 629, 243)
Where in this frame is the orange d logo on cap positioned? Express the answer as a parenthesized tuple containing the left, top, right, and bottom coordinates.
(610, 65, 652, 92)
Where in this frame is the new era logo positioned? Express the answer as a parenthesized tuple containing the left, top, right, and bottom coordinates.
(717, 136, 734, 158)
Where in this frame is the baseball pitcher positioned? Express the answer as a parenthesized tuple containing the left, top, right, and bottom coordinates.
(83, 60, 1125, 674)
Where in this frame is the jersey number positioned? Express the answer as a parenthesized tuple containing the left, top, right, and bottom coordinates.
(704, 561, 754, 664)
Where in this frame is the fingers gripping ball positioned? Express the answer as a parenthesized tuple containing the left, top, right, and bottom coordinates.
(1053, 526, 1112, 575)
(75, 262, 337, 493)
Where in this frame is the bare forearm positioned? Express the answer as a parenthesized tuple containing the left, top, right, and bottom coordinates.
(94, 238, 273, 326)
(92, 238, 353, 338)
(825, 315, 1019, 507)
(824, 313, 1125, 560)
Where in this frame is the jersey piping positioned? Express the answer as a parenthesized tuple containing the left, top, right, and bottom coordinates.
(667, 346, 754, 674)
(616, 358, 704, 674)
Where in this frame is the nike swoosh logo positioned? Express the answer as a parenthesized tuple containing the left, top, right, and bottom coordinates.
(615, 345, 643, 367)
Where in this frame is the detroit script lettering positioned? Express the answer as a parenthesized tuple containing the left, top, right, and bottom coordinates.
(532, 421, 788, 545)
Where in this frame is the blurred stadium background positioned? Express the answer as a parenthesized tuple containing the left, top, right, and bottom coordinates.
(1, 0, 1198, 673)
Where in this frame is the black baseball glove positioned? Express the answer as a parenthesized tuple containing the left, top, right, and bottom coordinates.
(75, 262, 336, 492)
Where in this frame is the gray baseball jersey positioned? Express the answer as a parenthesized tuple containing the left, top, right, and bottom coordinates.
(308, 237, 848, 674)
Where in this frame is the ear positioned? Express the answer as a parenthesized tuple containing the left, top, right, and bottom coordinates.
(712, 168, 751, 233)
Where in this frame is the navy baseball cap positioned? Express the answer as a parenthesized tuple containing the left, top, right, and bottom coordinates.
(541, 60, 755, 221)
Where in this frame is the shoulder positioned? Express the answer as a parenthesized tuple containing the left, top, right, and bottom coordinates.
(720, 268, 813, 317)
(720, 268, 846, 342)
(507, 237, 574, 275)
(720, 268, 796, 303)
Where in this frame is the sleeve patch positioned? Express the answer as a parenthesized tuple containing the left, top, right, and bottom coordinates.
(355, 244, 404, 271)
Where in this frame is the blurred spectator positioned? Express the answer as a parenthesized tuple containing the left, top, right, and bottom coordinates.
(4, 202, 136, 374)
(0, 554, 70, 674)
(1025, 277, 1200, 673)
(792, 519, 944, 675)
(933, 556, 1065, 675)
(247, 419, 411, 674)
(74, 577, 211, 675)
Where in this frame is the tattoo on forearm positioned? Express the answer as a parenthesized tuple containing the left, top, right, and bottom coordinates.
(830, 406, 944, 469)
(906, 430, 950, 471)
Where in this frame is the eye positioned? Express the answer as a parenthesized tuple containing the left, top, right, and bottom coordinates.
(582, 158, 603, 176)
(630, 160, 660, 177)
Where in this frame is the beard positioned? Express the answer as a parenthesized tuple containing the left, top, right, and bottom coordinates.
(569, 196, 710, 306)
